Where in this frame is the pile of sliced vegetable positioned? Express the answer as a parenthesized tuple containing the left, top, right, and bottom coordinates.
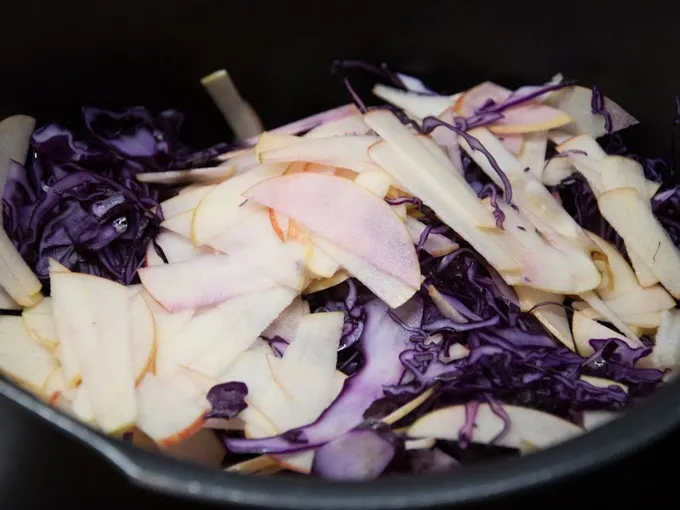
(1, 63, 680, 480)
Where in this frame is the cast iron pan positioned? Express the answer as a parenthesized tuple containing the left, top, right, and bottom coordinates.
(2, 1, 680, 508)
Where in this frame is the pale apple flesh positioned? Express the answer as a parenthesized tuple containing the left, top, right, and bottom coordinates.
(408, 404, 582, 454)
(50, 270, 137, 434)
(0, 316, 58, 393)
(244, 172, 421, 289)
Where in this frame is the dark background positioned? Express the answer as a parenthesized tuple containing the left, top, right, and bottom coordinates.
(1, 0, 679, 508)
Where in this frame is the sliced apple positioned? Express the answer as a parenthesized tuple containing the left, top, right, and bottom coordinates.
(206, 204, 310, 289)
(218, 341, 279, 413)
(259, 135, 382, 174)
(191, 163, 287, 246)
(571, 311, 644, 357)
(597, 187, 680, 298)
(462, 127, 591, 247)
(426, 285, 468, 323)
(244, 173, 420, 289)
(307, 243, 341, 279)
(41, 265, 80, 388)
(140, 290, 194, 345)
(429, 108, 465, 173)
(0, 288, 19, 310)
(542, 157, 576, 186)
(416, 134, 466, 180)
(0, 315, 58, 393)
(136, 164, 236, 185)
(545, 85, 638, 138)
(139, 254, 278, 312)
(366, 136, 519, 273)
(405, 217, 459, 257)
(584, 231, 640, 299)
(572, 304, 661, 329)
(262, 297, 309, 342)
(489, 198, 599, 294)
(515, 287, 574, 350)
(50, 271, 137, 433)
(372, 84, 454, 119)
(312, 236, 417, 309)
(365, 111, 499, 230)
(599, 156, 649, 199)
(498, 133, 524, 155)
(454, 82, 570, 133)
(254, 312, 345, 474)
(579, 375, 628, 392)
(160, 185, 216, 219)
(305, 114, 371, 138)
(518, 131, 547, 180)
(65, 385, 97, 426)
(165, 286, 297, 378)
(303, 270, 351, 295)
(548, 129, 575, 145)
(626, 241, 659, 287)
(42, 366, 67, 402)
(599, 285, 674, 316)
(353, 169, 393, 198)
(145, 229, 214, 267)
(0, 227, 43, 307)
(137, 370, 211, 447)
(130, 292, 156, 385)
(578, 291, 640, 343)
(251, 103, 359, 142)
(490, 103, 571, 134)
(453, 81, 512, 116)
(160, 211, 193, 239)
(582, 410, 619, 431)
(648, 309, 680, 369)
(256, 132, 303, 154)
(22, 297, 58, 352)
(408, 404, 583, 453)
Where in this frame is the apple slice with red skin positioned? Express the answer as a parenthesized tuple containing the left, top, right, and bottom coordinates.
(244, 173, 421, 290)
(139, 254, 278, 312)
(137, 370, 212, 447)
(207, 203, 310, 289)
(312, 236, 419, 309)
(191, 163, 287, 247)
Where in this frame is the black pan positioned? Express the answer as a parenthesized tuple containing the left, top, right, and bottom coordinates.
(2, 1, 680, 508)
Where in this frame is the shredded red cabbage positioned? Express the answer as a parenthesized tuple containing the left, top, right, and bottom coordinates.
(206, 382, 248, 420)
(591, 85, 614, 134)
(2, 107, 229, 285)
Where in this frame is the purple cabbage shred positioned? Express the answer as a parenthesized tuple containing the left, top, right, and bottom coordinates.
(2, 107, 229, 286)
